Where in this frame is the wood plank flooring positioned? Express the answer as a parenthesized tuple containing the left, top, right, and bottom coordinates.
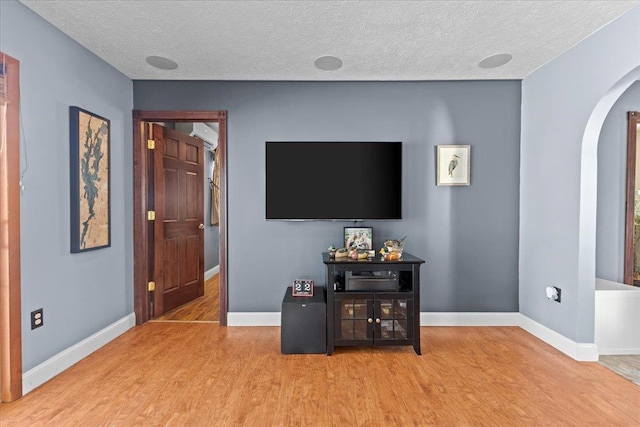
(1, 324, 639, 426)
(599, 355, 640, 385)
(153, 274, 219, 322)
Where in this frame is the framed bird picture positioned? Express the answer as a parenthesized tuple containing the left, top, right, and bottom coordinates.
(436, 145, 470, 186)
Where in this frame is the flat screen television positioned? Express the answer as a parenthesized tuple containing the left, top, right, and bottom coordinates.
(266, 141, 402, 220)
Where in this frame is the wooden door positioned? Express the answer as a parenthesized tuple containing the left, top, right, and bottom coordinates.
(152, 124, 205, 316)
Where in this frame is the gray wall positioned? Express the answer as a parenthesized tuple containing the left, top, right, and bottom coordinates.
(520, 6, 640, 343)
(134, 80, 521, 312)
(596, 81, 640, 282)
(1, 1, 134, 371)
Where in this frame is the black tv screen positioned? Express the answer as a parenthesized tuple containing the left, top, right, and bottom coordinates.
(266, 141, 402, 220)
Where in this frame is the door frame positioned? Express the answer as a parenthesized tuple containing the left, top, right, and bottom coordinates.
(0, 52, 22, 402)
(624, 111, 639, 286)
(133, 110, 228, 325)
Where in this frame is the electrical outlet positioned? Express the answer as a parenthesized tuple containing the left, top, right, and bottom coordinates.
(546, 286, 562, 303)
(553, 287, 561, 303)
(31, 308, 43, 330)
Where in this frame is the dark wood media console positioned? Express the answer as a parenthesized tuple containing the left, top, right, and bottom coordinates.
(323, 252, 425, 355)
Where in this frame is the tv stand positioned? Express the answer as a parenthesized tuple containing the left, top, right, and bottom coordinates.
(323, 252, 425, 355)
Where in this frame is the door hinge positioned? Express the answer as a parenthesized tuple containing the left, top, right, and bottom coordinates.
(147, 210, 156, 221)
(148, 281, 156, 292)
(147, 139, 155, 150)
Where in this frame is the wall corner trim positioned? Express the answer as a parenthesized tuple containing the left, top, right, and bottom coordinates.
(22, 313, 136, 395)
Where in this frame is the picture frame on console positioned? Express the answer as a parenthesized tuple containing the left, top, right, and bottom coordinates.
(436, 144, 470, 186)
(344, 227, 373, 250)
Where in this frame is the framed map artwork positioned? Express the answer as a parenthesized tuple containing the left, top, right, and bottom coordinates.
(69, 106, 111, 252)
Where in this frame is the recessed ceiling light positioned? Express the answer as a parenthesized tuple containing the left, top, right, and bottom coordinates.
(314, 56, 343, 71)
(146, 55, 178, 70)
(478, 53, 512, 69)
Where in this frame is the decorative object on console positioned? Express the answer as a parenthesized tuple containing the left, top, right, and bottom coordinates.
(292, 279, 314, 297)
(328, 244, 337, 258)
(344, 226, 373, 250)
(436, 145, 470, 186)
(380, 236, 406, 260)
(69, 106, 111, 253)
(348, 248, 370, 260)
(335, 247, 349, 258)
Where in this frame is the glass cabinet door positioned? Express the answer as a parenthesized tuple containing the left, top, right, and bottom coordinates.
(334, 292, 413, 347)
(375, 295, 413, 344)
(335, 294, 373, 343)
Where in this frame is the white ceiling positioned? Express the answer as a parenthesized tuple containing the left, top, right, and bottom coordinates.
(19, 0, 639, 81)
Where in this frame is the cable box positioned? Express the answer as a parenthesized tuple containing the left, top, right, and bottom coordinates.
(345, 271, 399, 291)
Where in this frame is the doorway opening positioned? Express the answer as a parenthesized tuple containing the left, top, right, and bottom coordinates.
(154, 121, 220, 322)
(132, 111, 227, 325)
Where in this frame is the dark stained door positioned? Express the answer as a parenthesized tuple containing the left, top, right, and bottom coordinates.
(153, 124, 205, 316)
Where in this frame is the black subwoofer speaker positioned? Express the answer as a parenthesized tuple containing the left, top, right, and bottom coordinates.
(281, 286, 326, 354)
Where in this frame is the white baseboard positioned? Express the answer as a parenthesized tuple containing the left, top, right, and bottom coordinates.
(225, 311, 599, 361)
(597, 348, 640, 356)
(227, 312, 281, 326)
(227, 312, 521, 328)
(576, 344, 600, 361)
(420, 312, 521, 326)
(205, 265, 220, 280)
(22, 312, 136, 395)
(595, 280, 640, 356)
(19, 309, 601, 396)
(421, 312, 599, 361)
(518, 314, 598, 361)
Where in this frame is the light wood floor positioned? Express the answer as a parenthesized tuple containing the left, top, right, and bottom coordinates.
(599, 355, 640, 385)
(153, 274, 219, 322)
(2, 325, 639, 426)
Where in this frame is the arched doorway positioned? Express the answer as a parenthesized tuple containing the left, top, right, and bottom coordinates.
(578, 66, 640, 348)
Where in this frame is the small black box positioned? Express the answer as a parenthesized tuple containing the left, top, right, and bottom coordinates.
(281, 286, 326, 354)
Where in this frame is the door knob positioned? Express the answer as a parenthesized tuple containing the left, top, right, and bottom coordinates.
(375, 318, 381, 324)
(368, 318, 373, 323)
(198, 223, 205, 229)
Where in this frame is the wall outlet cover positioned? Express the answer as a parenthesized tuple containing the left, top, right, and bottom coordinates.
(31, 308, 44, 329)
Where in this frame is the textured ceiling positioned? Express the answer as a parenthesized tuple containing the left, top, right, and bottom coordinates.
(19, 0, 639, 81)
